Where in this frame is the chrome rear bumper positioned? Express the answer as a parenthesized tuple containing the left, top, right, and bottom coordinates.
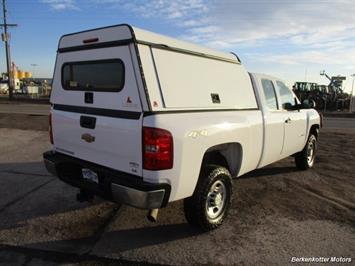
(111, 183, 165, 209)
(43, 151, 170, 209)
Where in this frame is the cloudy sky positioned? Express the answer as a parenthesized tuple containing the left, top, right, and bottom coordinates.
(1, 0, 355, 91)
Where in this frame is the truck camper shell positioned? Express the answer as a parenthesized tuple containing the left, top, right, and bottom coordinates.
(53, 24, 258, 112)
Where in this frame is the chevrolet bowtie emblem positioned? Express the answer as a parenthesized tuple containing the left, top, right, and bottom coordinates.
(81, 133, 95, 143)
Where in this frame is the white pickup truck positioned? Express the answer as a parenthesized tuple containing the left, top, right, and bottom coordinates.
(43, 24, 321, 231)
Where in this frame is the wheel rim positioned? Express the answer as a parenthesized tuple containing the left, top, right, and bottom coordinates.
(307, 138, 316, 166)
(205, 180, 227, 220)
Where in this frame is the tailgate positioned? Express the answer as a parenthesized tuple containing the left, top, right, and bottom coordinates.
(51, 45, 143, 176)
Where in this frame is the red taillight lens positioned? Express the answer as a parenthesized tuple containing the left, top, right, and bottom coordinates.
(49, 113, 54, 144)
(143, 127, 173, 170)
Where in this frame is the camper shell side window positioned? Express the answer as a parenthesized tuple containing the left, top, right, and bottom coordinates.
(61, 59, 125, 92)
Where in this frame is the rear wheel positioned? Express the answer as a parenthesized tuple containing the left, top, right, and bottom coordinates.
(184, 165, 232, 231)
(295, 134, 317, 170)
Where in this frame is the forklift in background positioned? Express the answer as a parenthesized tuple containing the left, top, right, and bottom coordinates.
(293, 71, 349, 112)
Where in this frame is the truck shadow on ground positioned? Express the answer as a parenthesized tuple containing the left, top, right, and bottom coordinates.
(0, 162, 114, 231)
(94, 223, 201, 252)
(241, 165, 296, 179)
(0, 161, 202, 254)
(20, 222, 201, 255)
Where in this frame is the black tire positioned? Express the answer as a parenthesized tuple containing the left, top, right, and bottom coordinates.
(184, 164, 232, 231)
(295, 134, 317, 170)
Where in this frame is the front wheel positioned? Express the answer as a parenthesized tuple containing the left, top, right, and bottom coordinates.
(295, 134, 317, 170)
(184, 165, 232, 231)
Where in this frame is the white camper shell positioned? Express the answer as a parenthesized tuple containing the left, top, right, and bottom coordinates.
(44, 24, 320, 231)
(53, 24, 257, 111)
(49, 24, 258, 180)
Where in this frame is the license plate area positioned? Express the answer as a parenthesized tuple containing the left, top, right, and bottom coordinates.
(82, 168, 99, 184)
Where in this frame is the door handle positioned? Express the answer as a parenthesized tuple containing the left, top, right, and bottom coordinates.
(80, 116, 96, 129)
(285, 117, 291, 124)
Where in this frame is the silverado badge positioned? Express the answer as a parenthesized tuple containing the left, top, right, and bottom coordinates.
(81, 133, 95, 143)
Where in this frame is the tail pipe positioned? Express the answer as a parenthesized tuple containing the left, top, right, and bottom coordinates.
(147, 208, 159, 222)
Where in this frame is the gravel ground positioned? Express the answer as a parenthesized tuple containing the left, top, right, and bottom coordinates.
(0, 113, 48, 131)
(0, 113, 354, 265)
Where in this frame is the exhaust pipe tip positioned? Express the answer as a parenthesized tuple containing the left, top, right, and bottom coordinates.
(147, 208, 159, 222)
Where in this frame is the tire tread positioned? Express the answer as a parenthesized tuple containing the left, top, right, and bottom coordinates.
(184, 164, 232, 231)
(295, 134, 317, 170)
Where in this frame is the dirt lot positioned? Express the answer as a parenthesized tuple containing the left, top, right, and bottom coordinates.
(0, 114, 354, 265)
(0, 113, 48, 131)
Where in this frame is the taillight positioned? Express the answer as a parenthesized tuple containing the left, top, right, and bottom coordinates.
(143, 127, 173, 170)
(49, 113, 54, 144)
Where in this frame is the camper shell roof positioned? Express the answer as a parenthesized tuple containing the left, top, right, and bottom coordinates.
(58, 24, 240, 64)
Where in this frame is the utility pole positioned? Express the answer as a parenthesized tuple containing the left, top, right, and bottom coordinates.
(1, 0, 17, 100)
(350, 74, 355, 113)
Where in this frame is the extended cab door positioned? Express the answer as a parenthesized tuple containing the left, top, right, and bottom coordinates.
(256, 78, 285, 167)
(274, 80, 307, 157)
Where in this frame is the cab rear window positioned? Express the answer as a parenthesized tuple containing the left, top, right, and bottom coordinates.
(61, 59, 124, 92)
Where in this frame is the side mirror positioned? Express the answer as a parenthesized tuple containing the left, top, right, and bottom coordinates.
(283, 102, 294, 110)
(302, 99, 316, 109)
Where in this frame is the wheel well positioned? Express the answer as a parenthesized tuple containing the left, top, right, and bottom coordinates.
(310, 124, 320, 139)
(201, 143, 242, 177)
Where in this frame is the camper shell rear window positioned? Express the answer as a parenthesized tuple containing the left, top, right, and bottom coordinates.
(61, 59, 125, 92)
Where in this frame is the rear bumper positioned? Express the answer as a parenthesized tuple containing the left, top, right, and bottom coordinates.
(43, 151, 170, 209)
